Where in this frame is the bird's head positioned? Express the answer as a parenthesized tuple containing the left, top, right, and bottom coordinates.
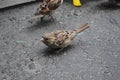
(41, 33, 56, 46)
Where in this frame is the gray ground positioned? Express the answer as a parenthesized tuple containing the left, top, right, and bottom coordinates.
(0, 0, 35, 9)
(0, 0, 120, 80)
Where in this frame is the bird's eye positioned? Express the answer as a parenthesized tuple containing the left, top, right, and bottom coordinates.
(45, 38, 49, 40)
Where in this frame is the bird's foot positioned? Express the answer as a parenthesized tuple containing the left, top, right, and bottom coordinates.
(49, 15, 56, 22)
(55, 48, 64, 53)
(40, 17, 44, 22)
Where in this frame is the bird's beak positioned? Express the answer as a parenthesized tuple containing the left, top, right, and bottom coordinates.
(41, 38, 44, 42)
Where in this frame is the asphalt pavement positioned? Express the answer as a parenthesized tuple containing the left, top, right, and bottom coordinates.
(0, 0, 120, 80)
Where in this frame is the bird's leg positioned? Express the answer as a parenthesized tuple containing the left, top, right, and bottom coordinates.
(49, 11, 56, 22)
(40, 16, 44, 22)
(40, 15, 45, 22)
(48, 14, 55, 22)
(56, 48, 64, 53)
(51, 15, 55, 21)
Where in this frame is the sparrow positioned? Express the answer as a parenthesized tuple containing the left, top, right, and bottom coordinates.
(41, 23, 89, 51)
(32, 0, 63, 21)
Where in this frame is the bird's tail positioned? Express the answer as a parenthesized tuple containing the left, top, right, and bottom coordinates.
(73, 23, 89, 34)
(31, 15, 44, 20)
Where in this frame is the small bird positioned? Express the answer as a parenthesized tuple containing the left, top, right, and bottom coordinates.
(32, 0, 63, 21)
(41, 23, 89, 51)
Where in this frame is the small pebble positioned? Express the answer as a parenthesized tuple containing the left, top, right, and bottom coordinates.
(16, 40, 25, 44)
(30, 58, 34, 61)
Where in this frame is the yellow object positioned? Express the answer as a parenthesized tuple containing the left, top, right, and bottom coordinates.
(73, 0, 82, 7)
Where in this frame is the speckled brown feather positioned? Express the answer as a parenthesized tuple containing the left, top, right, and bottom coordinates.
(33, 0, 63, 19)
(41, 23, 89, 49)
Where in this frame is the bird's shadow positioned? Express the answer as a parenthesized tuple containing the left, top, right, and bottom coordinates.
(38, 45, 74, 57)
(24, 18, 57, 32)
(96, 2, 120, 10)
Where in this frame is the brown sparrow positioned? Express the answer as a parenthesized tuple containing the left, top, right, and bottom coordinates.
(41, 23, 89, 51)
(32, 0, 63, 21)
